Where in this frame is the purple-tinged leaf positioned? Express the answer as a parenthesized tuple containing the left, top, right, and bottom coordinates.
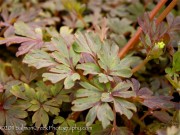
(4, 26, 15, 37)
(0, 21, 47, 56)
(131, 78, 175, 109)
(0, 36, 32, 46)
(16, 40, 44, 56)
(138, 87, 153, 96)
(142, 96, 174, 109)
(79, 53, 96, 63)
(152, 111, 172, 123)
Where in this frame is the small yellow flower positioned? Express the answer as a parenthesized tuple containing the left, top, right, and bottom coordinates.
(155, 41, 165, 49)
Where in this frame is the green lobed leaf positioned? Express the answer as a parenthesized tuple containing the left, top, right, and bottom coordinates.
(86, 105, 99, 127)
(52, 37, 69, 59)
(51, 36, 80, 67)
(75, 88, 101, 98)
(112, 81, 135, 98)
(72, 97, 100, 111)
(73, 31, 102, 56)
(5, 114, 27, 135)
(101, 92, 113, 102)
(61, 0, 85, 15)
(23, 50, 56, 69)
(97, 42, 132, 78)
(76, 63, 100, 75)
(3, 96, 16, 109)
(43, 100, 60, 115)
(8, 107, 28, 119)
(35, 91, 48, 103)
(64, 73, 80, 89)
(97, 103, 114, 129)
(15, 99, 31, 110)
(98, 73, 113, 83)
(43, 104, 60, 115)
(42, 37, 81, 89)
(108, 18, 135, 35)
(11, 85, 28, 100)
(110, 68, 132, 78)
(79, 81, 103, 92)
(53, 116, 65, 124)
(112, 81, 132, 92)
(43, 65, 80, 89)
(0, 111, 5, 126)
(114, 98, 137, 119)
(28, 104, 40, 112)
(23, 84, 36, 100)
(14, 21, 36, 39)
(32, 108, 49, 127)
(173, 51, 180, 72)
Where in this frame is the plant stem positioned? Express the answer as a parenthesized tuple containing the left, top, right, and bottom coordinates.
(77, 14, 88, 28)
(132, 57, 150, 73)
(156, 0, 178, 24)
(118, 0, 168, 59)
(68, 69, 100, 121)
(140, 110, 151, 121)
(132, 115, 146, 129)
(112, 105, 117, 132)
(68, 111, 81, 120)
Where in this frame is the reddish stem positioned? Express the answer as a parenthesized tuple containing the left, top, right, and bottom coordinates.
(112, 105, 117, 132)
(156, 0, 178, 24)
(68, 111, 81, 120)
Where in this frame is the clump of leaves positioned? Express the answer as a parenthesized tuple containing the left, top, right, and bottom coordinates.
(10, 81, 70, 127)
(0, 80, 27, 135)
(0, 21, 50, 56)
(0, 0, 179, 135)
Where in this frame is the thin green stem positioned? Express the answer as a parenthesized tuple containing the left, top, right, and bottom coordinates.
(77, 14, 88, 28)
(132, 115, 146, 129)
(140, 110, 152, 121)
(132, 57, 150, 73)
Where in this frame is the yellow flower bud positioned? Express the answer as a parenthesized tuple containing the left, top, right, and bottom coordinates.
(155, 41, 165, 49)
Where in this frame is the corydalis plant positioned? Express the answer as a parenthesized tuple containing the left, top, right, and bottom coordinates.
(23, 31, 136, 89)
(0, 0, 179, 135)
(72, 80, 136, 128)
(0, 5, 59, 37)
(10, 81, 70, 128)
(23, 30, 175, 130)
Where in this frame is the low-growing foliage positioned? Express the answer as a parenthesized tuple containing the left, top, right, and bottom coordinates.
(0, 0, 179, 135)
